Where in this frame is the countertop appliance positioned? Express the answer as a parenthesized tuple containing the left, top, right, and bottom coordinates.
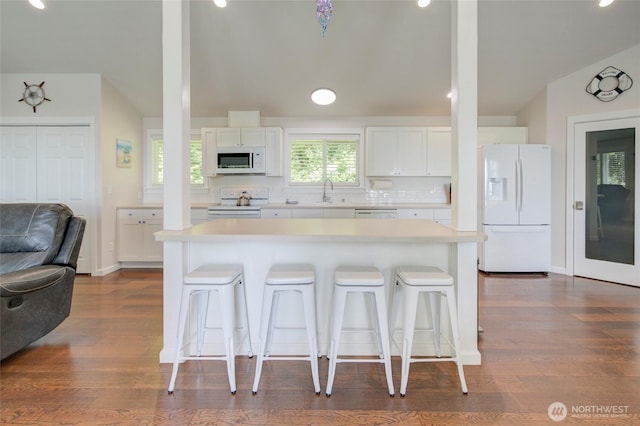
(355, 209, 398, 219)
(478, 144, 551, 273)
(216, 146, 265, 174)
(207, 188, 268, 220)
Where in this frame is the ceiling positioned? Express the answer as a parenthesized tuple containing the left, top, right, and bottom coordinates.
(2, 0, 639, 118)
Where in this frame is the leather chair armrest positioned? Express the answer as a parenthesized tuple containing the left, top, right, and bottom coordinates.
(0, 265, 68, 296)
(52, 217, 86, 270)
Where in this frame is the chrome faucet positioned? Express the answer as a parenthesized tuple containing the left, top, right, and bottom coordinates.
(322, 178, 334, 203)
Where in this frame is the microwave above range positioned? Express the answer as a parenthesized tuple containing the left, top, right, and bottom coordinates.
(216, 146, 265, 174)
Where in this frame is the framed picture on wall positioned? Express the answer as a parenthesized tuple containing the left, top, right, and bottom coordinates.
(116, 139, 132, 168)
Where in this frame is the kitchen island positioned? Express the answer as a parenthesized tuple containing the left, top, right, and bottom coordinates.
(155, 218, 485, 365)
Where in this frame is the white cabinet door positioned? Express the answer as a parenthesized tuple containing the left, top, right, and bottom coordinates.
(261, 208, 292, 218)
(265, 127, 283, 176)
(141, 209, 163, 261)
(241, 128, 266, 147)
(366, 128, 398, 176)
(396, 128, 427, 176)
(117, 208, 163, 262)
(397, 209, 434, 219)
(216, 128, 241, 147)
(426, 127, 452, 176)
(117, 209, 143, 262)
(323, 208, 355, 218)
(202, 128, 217, 176)
(366, 127, 427, 176)
(292, 208, 323, 218)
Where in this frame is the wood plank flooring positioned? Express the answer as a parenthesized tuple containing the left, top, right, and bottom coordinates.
(1, 270, 639, 425)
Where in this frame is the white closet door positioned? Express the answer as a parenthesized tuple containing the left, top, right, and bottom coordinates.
(37, 126, 93, 274)
(0, 126, 38, 202)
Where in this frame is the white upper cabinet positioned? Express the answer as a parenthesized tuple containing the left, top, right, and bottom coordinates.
(264, 127, 283, 176)
(216, 127, 266, 147)
(202, 127, 217, 177)
(478, 127, 528, 146)
(426, 127, 452, 176)
(365, 127, 427, 176)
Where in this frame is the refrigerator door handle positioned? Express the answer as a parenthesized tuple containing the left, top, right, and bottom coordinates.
(517, 157, 524, 213)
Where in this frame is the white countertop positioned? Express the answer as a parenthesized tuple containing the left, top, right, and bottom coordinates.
(155, 218, 484, 243)
(261, 202, 450, 210)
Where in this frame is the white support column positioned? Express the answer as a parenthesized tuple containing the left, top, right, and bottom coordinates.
(160, 0, 191, 363)
(451, 0, 481, 364)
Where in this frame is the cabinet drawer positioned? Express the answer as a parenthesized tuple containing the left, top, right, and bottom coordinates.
(261, 209, 292, 218)
(397, 209, 434, 219)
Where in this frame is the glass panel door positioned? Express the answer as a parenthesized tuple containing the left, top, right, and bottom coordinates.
(574, 118, 639, 286)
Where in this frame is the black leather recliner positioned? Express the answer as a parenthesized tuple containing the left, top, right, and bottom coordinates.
(0, 203, 86, 360)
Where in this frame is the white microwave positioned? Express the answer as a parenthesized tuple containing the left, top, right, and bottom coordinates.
(216, 146, 265, 174)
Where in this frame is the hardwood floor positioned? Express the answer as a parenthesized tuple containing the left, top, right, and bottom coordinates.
(1, 270, 639, 425)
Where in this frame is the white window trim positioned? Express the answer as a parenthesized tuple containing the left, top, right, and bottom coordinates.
(284, 128, 365, 191)
(144, 128, 209, 196)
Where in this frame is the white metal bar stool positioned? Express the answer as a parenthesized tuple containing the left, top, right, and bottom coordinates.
(390, 265, 468, 397)
(167, 264, 252, 395)
(325, 265, 394, 397)
(252, 264, 321, 394)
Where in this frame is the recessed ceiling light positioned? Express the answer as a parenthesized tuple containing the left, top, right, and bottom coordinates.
(598, 0, 614, 7)
(29, 0, 45, 9)
(311, 88, 336, 106)
(447, 92, 453, 99)
(214, 0, 227, 8)
(417, 0, 431, 7)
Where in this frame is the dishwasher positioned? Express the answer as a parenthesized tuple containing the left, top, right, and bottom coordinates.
(354, 209, 397, 219)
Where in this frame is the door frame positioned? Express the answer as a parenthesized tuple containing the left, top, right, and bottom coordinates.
(565, 109, 640, 277)
(0, 116, 97, 275)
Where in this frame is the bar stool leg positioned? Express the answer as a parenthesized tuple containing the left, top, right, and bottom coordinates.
(219, 285, 237, 394)
(445, 287, 468, 394)
(373, 286, 395, 397)
(252, 286, 275, 394)
(195, 290, 209, 356)
(302, 285, 321, 394)
(366, 292, 384, 358)
(236, 276, 253, 357)
(400, 285, 419, 397)
(326, 286, 347, 397)
(389, 275, 402, 343)
(264, 291, 281, 357)
(168, 286, 192, 394)
(427, 292, 442, 357)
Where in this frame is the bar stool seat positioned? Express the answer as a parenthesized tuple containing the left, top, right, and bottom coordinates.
(390, 265, 467, 397)
(167, 264, 252, 395)
(326, 265, 394, 397)
(252, 264, 321, 395)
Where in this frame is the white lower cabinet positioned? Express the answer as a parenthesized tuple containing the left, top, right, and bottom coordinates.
(397, 208, 451, 225)
(117, 208, 163, 262)
(261, 208, 292, 218)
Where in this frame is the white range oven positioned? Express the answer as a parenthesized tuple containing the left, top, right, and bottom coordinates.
(207, 187, 267, 220)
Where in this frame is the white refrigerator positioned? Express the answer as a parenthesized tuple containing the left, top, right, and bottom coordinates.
(478, 144, 551, 273)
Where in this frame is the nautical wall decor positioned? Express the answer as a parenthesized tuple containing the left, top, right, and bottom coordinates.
(18, 81, 51, 113)
(586, 66, 633, 102)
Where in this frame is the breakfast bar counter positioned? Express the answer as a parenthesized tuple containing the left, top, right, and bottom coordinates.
(156, 218, 485, 364)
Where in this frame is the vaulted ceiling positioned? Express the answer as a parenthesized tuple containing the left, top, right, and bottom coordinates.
(2, 0, 639, 118)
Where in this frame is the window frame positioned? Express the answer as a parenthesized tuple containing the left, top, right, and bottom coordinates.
(144, 129, 209, 195)
(284, 128, 365, 190)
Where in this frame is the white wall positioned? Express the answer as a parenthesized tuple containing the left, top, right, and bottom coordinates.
(99, 78, 144, 275)
(517, 43, 640, 273)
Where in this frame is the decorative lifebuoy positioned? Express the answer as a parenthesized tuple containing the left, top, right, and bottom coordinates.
(586, 66, 633, 102)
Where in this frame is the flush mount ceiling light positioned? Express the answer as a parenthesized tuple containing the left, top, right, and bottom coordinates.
(213, 0, 227, 8)
(28, 0, 45, 9)
(417, 0, 431, 7)
(598, 0, 615, 7)
(311, 88, 336, 106)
